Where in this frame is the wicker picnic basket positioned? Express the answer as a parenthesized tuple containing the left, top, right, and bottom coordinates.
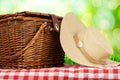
(0, 11, 64, 69)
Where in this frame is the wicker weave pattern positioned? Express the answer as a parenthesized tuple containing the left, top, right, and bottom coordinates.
(0, 11, 64, 69)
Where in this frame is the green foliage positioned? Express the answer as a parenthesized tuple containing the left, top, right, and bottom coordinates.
(110, 54, 120, 62)
(64, 56, 76, 64)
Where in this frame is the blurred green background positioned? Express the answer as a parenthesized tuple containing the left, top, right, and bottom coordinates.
(0, 0, 120, 64)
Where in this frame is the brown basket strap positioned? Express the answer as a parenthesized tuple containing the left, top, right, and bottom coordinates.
(51, 14, 60, 32)
(0, 22, 47, 61)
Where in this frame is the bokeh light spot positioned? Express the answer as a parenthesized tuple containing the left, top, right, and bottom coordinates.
(93, 9, 115, 30)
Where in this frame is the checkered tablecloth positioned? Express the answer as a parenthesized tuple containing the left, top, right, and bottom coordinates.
(0, 65, 120, 80)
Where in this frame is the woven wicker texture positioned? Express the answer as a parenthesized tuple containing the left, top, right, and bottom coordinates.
(0, 11, 64, 69)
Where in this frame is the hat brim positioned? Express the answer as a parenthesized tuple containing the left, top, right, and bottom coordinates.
(60, 12, 120, 67)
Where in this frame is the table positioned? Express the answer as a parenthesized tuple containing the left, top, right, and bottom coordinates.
(0, 65, 120, 80)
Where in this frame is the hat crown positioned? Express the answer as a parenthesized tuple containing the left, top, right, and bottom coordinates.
(74, 27, 113, 64)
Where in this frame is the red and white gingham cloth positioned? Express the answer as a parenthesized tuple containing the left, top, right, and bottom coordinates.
(0, 65, 120, 80)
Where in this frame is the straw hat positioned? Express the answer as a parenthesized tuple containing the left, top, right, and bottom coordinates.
(60, 12, 120, 67)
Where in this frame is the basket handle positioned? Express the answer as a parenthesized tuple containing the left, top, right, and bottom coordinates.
(0, 22, 47, 61)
